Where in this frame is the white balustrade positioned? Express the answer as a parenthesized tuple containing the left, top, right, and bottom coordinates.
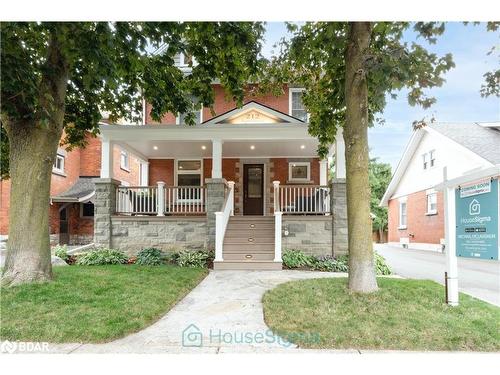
(273, 181, 331, 214)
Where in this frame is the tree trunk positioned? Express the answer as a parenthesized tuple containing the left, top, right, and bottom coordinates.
(1, 31, 69, 286)
(344, 22, 378, 293)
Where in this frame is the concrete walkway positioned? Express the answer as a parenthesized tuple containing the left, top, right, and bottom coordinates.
(2, 270, 360, 354)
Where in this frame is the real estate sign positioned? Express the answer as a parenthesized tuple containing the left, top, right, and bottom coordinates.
(455, 179, 499, 260)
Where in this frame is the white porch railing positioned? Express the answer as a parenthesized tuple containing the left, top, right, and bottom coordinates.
(214, 181, 235, 262)
(273, 181, 331, 214)
(116, 182, 206, 215)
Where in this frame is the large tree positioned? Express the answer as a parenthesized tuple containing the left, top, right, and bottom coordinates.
(264, 22, 455, 292)
(1, 22, 264, 286)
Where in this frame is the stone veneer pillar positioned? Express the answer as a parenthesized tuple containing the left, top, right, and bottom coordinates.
(331, 178, 348, 256)
(93, 178, 120, 248)
(205, 178, 227, 249)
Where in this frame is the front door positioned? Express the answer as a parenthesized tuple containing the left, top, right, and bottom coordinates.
(243, 164, 264, 215)
(59, 207, 69, 245)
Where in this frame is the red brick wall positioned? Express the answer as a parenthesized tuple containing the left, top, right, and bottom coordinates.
(145, 84, 290, 124)
(149, 159, 175, 185)
(79, 134, 101, 176)
(113, 146, 141, 186)
(271, 158, 320, 184)
(388, 190, 445, 244)
(0, 180, 11, 235)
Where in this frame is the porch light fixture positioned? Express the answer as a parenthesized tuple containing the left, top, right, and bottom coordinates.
(250, 145, 255, 150)
(201, 145, 206, 150)
(300, 145, 305, 149)
(153, 146, 158, 150)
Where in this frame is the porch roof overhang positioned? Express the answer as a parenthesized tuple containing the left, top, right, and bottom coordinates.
(51, 177, 96, 203)
(100, 123, 333, 159)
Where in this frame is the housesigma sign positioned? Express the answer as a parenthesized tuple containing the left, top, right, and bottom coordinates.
(455, 179, 499, 260)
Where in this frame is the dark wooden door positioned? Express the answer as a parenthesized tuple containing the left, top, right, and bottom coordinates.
(59, 207, 69, 245)
(243, 164, 264, 215)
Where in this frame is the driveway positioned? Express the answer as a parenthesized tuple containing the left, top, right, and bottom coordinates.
(3, 270, 360, 354)
(375, 243, 500, 306)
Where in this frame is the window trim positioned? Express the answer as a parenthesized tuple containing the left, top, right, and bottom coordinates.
(175, 159, 203, 202)
(288, 88, 308, 122)
(80, 202, 95, 218)
(288, 162, 311, 183)
(429, 149, 436, 168)
(120, 150, 130, 172)
(422, 153, 428, 170)
(52, 153, 66, 176)
(176, 108, 203, 125)
(426, 191, 438, 215)
(398, 199, 408, 230)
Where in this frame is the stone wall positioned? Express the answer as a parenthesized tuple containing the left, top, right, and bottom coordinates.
(110, 216, 207, 255)
(331, 178, 348, 256)
(205, 178, 226, 249)
(282, 216, 333, 256)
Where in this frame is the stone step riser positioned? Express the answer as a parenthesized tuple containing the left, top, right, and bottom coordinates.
(223, 253, 275, 261)
(223, 243, 274, 252)
(213, 261, 282, 270)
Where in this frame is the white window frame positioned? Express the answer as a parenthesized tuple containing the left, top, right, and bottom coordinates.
(288, 88, 309, 122)
(120, 150, 130, 171)
(176, 108, 203, 125)
(288, 162, 311, 183)
(175, 159, 203, 202)
(398, 198, 408, 229)
(179, 52, 196, 67)
(426, 191, 438, 215)
(422, 153, 428, 170)
(80, 202, 95, 218)
(429, 149, 436, 168)
(52, 153, 65, 175)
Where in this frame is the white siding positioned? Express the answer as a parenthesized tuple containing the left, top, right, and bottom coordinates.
(392, 131, 492, 198)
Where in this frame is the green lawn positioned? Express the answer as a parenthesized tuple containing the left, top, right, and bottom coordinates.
(1, 265, 208, 343)
(262, 277, 500, 351)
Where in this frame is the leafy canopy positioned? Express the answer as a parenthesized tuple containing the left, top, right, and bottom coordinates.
(369, 158, 392, 232)
(261, 22, 456, 157)
(0, 22, 265, 177)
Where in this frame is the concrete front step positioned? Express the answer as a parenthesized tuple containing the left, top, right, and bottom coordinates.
(223, 243, 274, 252)
(213, 260, 282, 270)
(223, 252, 275, 261)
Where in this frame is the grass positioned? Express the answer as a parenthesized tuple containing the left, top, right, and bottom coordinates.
(0, 265, 208, 343)
(262, 277, 500, 351)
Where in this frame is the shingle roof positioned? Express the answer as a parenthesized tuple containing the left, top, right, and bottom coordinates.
(428, 122, 500, 165)
(51, 177, 96, 202)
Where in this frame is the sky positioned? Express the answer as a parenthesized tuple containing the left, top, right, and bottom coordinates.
(263, 22, 500, 171)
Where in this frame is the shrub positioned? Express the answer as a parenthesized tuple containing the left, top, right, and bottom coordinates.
(334, 255, 349, 273)
(375, 252, 392, 275)
(76, 248, 128, 266)
(136, 248, 163, 266)
(310, 255, 344, 272)
(54, 244, 69, 261)
(177, 249, 212, 268)
(282, 249, 315, 269)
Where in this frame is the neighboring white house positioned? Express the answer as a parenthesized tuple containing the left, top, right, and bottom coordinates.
(381, 122, 500, 252)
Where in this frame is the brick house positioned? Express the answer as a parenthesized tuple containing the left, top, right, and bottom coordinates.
(380, 122, 500, 252)
(0, 132, 143, 245)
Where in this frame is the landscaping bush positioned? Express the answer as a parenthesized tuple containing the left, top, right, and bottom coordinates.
(54, 244, 69, 261)
(375, 252, 392, 275)
(136, 248, 164, 266)
(76, 248, 128, 266)
(282, 249, 315, 269)
(311, 255, 348, 272)
(177, 249, 213, 268)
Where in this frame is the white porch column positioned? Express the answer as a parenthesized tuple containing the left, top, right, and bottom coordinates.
(100, 137, 114, 179)
(335, 129, 346, 179)
(157, 181, 165, 216)
(211, 139, 223, 178)
(319, 159, 328, 185)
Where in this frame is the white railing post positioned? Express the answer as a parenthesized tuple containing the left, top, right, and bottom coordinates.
(227, 181, 235, 216)
(157, 181, 165, 216)
(273, 180, 280, 212)
(274, 211, 282, 262)
(215, 212, 224, 261)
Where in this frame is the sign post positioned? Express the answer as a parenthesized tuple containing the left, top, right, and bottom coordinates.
(443, 167, 459, 306)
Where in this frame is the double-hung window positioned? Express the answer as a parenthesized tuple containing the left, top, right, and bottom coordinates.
(120, 150, 130, 171)
(53, 153, 65, 175)
(289, 88, 308, 122)
(399, 200, 407, 229)
(426, 192, 437, 215)
(176, 160, 202, 200)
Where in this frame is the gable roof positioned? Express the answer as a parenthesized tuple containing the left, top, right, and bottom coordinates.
(202, 101, 306, 125)
(380, 122, 500, 207)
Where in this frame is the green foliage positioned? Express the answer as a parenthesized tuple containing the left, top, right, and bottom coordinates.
(261, 22, 456, 157)
(53, 244, 69, 261)
(369, 158, 392, 232)
(135, 248, 164, 266)
(375, 252, 392, 275)
(76, 248, 128, 266)
(311, 255, 349, 272)
(176, 249, 213, 268)
(282, 249, 315, 268)
(0, 22, 265, 177)
(0, 125, 8, 179)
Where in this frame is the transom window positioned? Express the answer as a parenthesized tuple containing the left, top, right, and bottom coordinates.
(288, 162, 310, 182)
(426, 192, 437, 215)
(53, 153, 65, 174)
(176, 160, 202, 200)
(120, 150, 129, 170)
(399, 201, 407, 229)
(289, 88, 308, 122)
